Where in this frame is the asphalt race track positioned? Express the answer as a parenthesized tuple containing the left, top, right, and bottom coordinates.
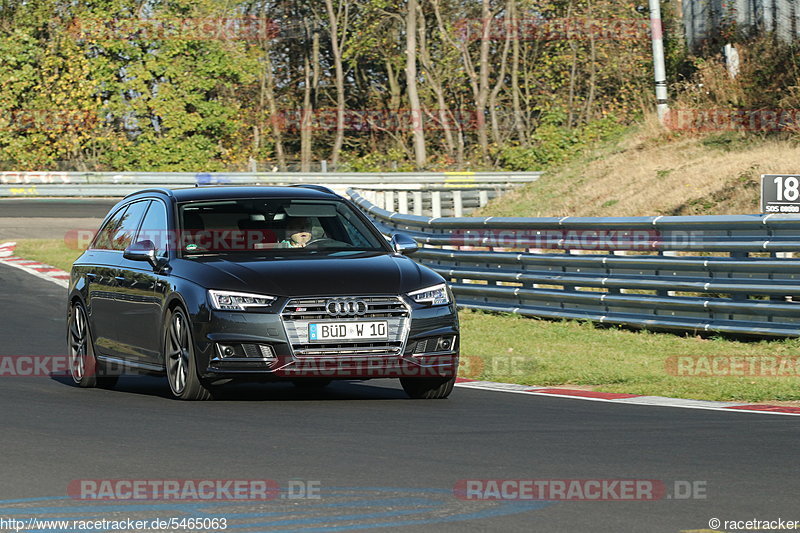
(0, 199, 116, 239)
(0, 199, 119, 218)
(1, 261, 800, 533)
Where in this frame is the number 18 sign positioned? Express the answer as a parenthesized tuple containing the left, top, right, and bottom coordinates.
(762, 175, 800, 213)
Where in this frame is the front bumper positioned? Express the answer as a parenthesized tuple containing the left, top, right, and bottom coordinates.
(192, 300, 459, 381)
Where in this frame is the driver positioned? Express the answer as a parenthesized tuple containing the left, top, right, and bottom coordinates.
(281, 217, 314, 248)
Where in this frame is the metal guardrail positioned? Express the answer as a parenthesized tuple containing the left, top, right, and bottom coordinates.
(0, 171, 542, 197)
(354, 185, 520, 217)
(348, 188, 800, 338)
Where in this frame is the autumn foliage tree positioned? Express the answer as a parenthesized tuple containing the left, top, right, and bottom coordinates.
(0, 0, 659, 171)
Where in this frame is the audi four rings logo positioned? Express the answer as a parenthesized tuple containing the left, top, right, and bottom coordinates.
(325, 299, 368, 316)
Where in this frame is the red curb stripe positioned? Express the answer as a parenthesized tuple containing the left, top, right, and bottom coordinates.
(456, 378, 478, 383)
(532, 388, 643, 400)
(33, 267, 60, 272)
(725, 405, 800, 414)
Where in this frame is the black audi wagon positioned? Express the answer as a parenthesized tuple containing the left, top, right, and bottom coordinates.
(66, 186, 459, 400)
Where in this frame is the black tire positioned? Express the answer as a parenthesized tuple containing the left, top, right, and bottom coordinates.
(292, 379, 332, 389)
(67, 301, 99, 388)
(164, 306, 212, 401)
(400, 376, 456, 399)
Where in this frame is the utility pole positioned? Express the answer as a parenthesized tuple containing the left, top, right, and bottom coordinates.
(649, 0, 669, 123)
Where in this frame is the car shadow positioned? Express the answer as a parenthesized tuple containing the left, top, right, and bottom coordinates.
(49, 374, 412, 401)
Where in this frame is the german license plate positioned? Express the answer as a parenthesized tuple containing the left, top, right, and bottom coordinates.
(308, 321, 388, 341)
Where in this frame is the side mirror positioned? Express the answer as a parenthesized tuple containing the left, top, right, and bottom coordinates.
(124, 240, 159, 268)
(391, 233, 419, 255)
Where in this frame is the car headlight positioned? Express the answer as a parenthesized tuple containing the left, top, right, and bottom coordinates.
(209, 290, 276, 311)
(408, 283, 450, 306)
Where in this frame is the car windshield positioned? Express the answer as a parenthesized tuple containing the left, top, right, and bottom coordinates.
(177, 198, 387, 255)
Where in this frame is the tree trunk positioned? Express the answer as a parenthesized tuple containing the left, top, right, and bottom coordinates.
(417, 7, 455, 158)
(406, 0, 426, 169)
(581, 0, 597, 125)
(325, 0, 347, 168)
(263, 43, 285, 169)
(300, 53, 313, 172)
(510, 0, 527, 145)
(489, 0, 512, 147)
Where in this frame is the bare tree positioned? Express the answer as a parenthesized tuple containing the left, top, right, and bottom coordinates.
(406, 0, 426, 168)
(324, 0, 349, 168)
(300, 21, 320, 172)
(418, 4, 456, 160)
(509, 0, 528, 145)
(489, 0, 512, 147)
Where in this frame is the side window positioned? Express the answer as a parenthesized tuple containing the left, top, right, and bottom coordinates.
(110, 201, 150, 251)
(91, 206, 129, 251)
(135, 201, 169, 257)
(336, 207, 379, 248)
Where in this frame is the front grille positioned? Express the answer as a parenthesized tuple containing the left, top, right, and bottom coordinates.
(281, 296, 410, 357)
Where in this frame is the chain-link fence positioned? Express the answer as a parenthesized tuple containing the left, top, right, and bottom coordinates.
(683, 0, 799, 49)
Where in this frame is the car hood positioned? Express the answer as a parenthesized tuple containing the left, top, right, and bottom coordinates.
(172, 251, 443, 297)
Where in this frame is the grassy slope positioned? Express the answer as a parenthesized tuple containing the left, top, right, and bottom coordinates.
(480, 117, 800, 218)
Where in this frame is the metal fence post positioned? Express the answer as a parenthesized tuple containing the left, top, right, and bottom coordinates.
(413, 191, 423, 216)
(431, 191, 442, 218)
(453, 190, 463, 217)
(398, 191, 409, 214)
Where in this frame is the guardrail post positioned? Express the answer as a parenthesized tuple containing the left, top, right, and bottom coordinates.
(660, 250, 678, 296)
(479, 190, 489, 207)
(385, 190, 395, 212)
(398, 191, 409, 214)
(432, 191, 442, 218)
(730, 251, 750, 301)
(453, 190, 463, 217)
(413, 191, 423, 216)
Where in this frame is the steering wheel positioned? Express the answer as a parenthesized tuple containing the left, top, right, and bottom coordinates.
(305, 238, 340, 247)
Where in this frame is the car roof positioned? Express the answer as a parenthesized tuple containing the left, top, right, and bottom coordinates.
(124, 185, 339, 203)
